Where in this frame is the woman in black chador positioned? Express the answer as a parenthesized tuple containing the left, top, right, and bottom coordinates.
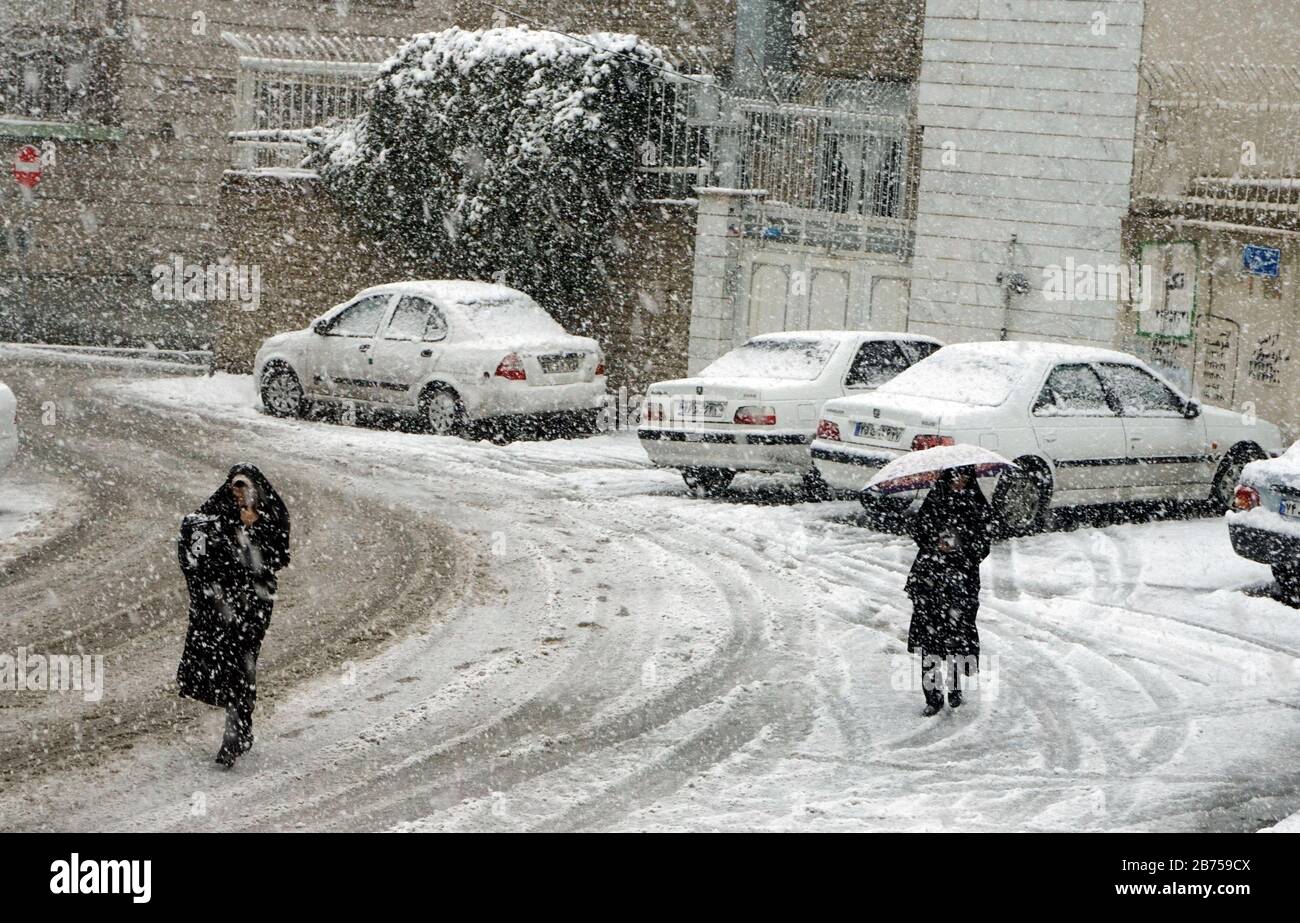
(177, 464, 290, 766)
(905, 465, 995, 717)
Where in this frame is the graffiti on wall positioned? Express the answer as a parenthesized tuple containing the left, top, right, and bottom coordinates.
(1248, 332, 1290, 386)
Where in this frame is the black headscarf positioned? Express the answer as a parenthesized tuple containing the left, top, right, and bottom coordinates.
(197, 463, 291, 572)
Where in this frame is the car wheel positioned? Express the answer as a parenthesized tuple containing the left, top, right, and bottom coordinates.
(800, 468, 833, 501)
(1273, 563, 1300, 604)
(994, 465, 1051, 537)
(572, 408, 602, 437)
(260, 365, 304, 418)
(1210, 448, 1261, 512)
(420, 387, 463, 437)
(860, 493, 910, 532)
(682, 467, 734, 496)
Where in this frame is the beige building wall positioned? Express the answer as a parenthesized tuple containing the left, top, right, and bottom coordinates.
(0, 0, 451, 347)
(1119, 0, 1300, 440)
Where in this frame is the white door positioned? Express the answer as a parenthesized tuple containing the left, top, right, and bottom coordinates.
(869, 276, 910, 332)
(747, 263, 789, 337)
(741, 250, 871, 340)
(1030, 363, 1129, 500)
(808, 269, 850, 329)
(1095, 362, 1210, 494)
(307, 293, 394, 401)
(367, 295, 449, 405)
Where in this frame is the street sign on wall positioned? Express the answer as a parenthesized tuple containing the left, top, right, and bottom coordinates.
(12, 144, 42, 189)
(1242, 244, 1281, 277)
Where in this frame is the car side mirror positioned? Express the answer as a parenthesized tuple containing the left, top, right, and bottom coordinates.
(1184, 400, 1200, 419)
(312, 319, 329, 335)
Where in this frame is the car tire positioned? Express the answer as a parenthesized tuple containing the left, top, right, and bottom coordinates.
(1210, 446, 1264, 513)
(260, 365, 304, 418)
(1273, 563, 1300, 604)
(800, 468, 833, 501)
(420, 386, 464, 437)
(682, 467, 734, 496)
(859, 493, 910, 533)
(572, 408, 602, 437)
(993, 464, 1052, 537)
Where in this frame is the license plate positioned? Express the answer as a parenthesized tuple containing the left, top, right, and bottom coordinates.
(539, 353, 581, 374)
(1282, 499, 1300, 519)
(674, 399, 727, 419)
(853, 421, 903, 442)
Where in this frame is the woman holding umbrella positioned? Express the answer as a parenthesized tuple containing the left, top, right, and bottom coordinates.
(176, 464, 291, 766)
(902, 463, 997, 716)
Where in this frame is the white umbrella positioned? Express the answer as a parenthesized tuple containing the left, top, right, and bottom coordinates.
(864, 443, 1017, 495)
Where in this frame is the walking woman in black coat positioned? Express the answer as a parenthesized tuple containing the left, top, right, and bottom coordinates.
(177, 464, 290, 766)
(905, 465, 995, 716)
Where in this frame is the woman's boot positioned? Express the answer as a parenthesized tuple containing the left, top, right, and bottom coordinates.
(216, 705, 242, 767)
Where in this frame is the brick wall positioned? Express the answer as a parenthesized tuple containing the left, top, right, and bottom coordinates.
(217, 175, 695, 394)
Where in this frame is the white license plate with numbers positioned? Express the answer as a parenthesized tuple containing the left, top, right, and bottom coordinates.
(675, 399, 726, 419)
(1281, 499, 1300, 519)
(853, 421, 903, 442)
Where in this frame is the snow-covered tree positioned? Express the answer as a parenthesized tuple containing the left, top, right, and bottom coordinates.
(314, 26, 673, 329)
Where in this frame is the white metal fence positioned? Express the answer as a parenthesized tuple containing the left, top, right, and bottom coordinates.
(1135, 61, 1300, 226)
(219, 35, 918, 253)
(734, 101, 913, 253)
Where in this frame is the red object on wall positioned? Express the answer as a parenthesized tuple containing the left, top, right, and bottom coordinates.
(12, 144, 42, 189)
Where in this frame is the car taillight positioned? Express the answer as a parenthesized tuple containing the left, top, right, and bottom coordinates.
(494, 353, 527, 381)
(734, 405, 776, 426)
(595, 358, 606, 376)
(911, 434, 954, 451)
(1233, 485, 1261, 511)
(642, 403, 665, 423)
(816, 419, 841, 442)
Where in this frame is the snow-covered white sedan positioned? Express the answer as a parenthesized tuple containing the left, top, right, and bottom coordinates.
(812, 341, 1284, 534)
(0, 382, 16, 475)
(254, 281, 607, 435)
(1229, 443, 1300, 598)
(638, 331, 942, 494)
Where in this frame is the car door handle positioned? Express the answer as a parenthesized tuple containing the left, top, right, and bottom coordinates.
(420, 348, 433, 358)
(358, 343, 370, 352)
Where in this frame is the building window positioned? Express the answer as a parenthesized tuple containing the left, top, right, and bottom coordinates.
(0, 41, 92, 122)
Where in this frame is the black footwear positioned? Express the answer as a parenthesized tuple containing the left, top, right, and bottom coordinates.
(948, 690, 963, 709)
(215, 745, 238, 768)
(921, 701, 943, 717)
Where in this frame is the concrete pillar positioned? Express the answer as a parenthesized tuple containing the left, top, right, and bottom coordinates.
(686, 187, 764, 374)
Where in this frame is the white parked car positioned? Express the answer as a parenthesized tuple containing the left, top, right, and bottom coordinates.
(254, 281, 607, 435)
(0, 382, 16, 474)
(811, 341, 1284, 534)
(1228, 443, 1300, 598)
(638, 331, 942, 494)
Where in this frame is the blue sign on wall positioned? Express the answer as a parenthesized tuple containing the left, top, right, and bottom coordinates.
(1243, 244, 1281, 277)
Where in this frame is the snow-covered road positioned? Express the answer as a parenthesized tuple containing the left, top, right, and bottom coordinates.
(1, 351, 1297, 831)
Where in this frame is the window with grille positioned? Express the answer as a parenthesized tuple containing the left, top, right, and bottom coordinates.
(0, 41, 92, 122)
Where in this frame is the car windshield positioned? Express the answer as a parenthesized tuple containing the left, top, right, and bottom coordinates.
(451, 293, 566, 339)
(700, 338, 839, 381)
(877, 348, 1028, 406)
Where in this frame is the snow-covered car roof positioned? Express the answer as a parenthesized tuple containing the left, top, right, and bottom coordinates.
(747, 330, 942, 345)
(932, 340, 1138, 369)
(355, 280, 530, 305)
(870, 340, 1157, 409)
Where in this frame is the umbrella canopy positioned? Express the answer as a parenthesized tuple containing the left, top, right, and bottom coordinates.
(865, 443, 1017, 495)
